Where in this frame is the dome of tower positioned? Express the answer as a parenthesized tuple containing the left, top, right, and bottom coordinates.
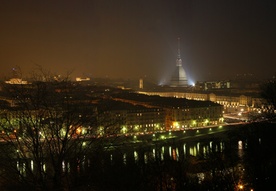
(170, 65, 188, 87)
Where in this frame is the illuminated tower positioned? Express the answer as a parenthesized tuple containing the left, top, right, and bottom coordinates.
(139, 78, 143, 89)
(170, 38, 188, 87)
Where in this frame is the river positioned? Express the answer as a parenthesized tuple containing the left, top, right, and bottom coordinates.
(6, 122, 276, 191)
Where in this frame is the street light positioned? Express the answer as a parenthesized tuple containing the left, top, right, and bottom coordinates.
(237, 184, 244, 190)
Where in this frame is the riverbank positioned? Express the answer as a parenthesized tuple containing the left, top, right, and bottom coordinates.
(105, 122, 251, 149)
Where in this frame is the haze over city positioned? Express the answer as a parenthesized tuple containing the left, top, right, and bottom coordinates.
(0, 0, 275, 83)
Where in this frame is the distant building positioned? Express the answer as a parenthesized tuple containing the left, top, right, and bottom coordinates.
(195, 81, 231, 90)
(5, 78, 28, 84)
(139, 78, 143, 89)
(138, 90, 265, 114)
(94, 98, 166, 134)
(4, 67, 28, 84)
(112, 93, 224, 131)
(170, 38, 188, 87)
(76, 77, 90, 82)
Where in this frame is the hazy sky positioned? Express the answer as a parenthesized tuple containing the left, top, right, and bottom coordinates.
(0, 0, 275, 83)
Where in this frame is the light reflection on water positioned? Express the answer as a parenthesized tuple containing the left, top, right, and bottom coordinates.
(107, 140, 226, 165)
(134, 151, 138, 162)
(123, 153, 127, 164)
(14, 139, 244, 179)
(238, 140, 244, 158)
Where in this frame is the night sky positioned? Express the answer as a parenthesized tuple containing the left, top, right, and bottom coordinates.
(0, 0, 275, 83)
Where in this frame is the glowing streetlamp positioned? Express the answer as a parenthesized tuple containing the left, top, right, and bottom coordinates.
(237, 184, 244, 190)
(173, 121, 179, 129)
(76, 127, 82, 135)
(204, 119, 209, 126)
(121, 126, 127, 134)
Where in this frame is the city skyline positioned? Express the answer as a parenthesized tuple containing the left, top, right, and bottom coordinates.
(0, 0, 275, 83)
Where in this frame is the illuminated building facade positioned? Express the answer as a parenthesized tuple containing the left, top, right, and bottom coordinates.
(97, 99, 166, 134)
(5, 78, 28, 84)
(109, 93, 224, 133)
(195, 81, 231, 90)
(138, 91, 266, 114)
(99, 99, 223, 134)
(76, 77, 90, 82)
(163, 104, 223, 131)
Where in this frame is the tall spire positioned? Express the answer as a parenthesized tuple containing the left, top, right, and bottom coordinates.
(177, 37, 181, 59)
(170, 37, 188, 87)
(176, 37, 182, 66)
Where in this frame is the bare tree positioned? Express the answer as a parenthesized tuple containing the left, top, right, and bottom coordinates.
(0, 71, 121, 190)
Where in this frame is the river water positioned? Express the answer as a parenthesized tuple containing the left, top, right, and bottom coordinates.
(9, 123, 276, 190)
